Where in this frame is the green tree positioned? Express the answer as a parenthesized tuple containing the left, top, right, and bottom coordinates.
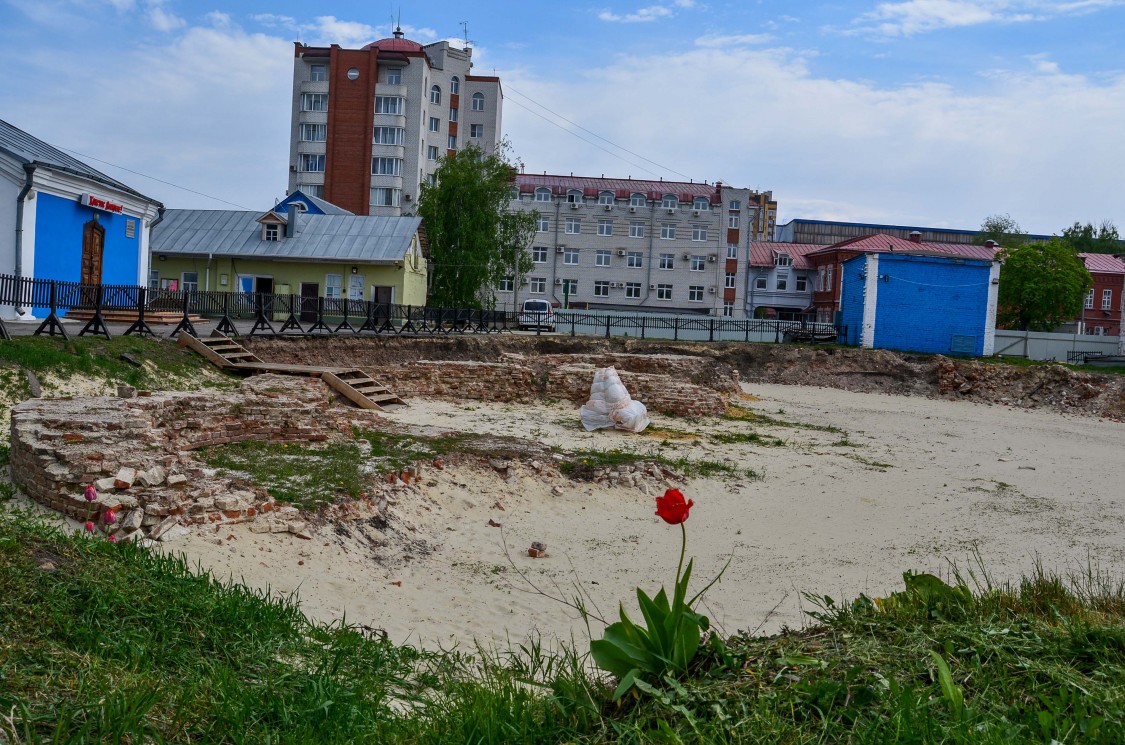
(1059, 220, 1121, 254)
(974, 213, 1028, 247)
(417, 143, 536, 308)
(997, 239, 1092, 331)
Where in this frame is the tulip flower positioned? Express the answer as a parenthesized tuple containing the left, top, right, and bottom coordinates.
(655, 488, 693, 525)
(103, 509, 117, 525)
(84, 485, 97, 502)
(84, 521, 95, 532)
(107, 534, 118, 543)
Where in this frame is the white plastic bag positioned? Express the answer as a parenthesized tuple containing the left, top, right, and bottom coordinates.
(579, 367, 649, 433)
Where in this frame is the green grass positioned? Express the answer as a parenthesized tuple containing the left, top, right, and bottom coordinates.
(557, 447, 760, 481)
(711, 431, 787, 447)
(5, 510, 1125, 743)
(724, 407, 845, 434)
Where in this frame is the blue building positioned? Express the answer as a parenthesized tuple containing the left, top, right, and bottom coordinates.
(0, 118, 163, 319)
(840, 250, 1000, 356)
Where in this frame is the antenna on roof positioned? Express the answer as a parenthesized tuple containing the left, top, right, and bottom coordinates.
(460, 21, 474, 48)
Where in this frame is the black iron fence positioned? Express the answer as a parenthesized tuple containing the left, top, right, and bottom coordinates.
(0, 273, 847, 345)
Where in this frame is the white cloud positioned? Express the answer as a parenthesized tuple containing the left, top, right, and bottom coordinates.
(846, 0, 1123, 36)
(599, 1, 698, 23)
(694, 33, 774, 47)
(204, 11, 231, 29)
(145, 0, 184, 32)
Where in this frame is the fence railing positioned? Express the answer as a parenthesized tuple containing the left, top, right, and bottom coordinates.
(0, 273, 849, 345)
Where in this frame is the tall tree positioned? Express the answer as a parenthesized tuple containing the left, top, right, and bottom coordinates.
(974, 214, 1028, 247)
(1059, 221, 1121, 254)
(417, 143, 536, 308)
(996, 239, 1092, 331)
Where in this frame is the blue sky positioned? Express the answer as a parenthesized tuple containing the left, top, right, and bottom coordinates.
(1, 0, 1122, 234)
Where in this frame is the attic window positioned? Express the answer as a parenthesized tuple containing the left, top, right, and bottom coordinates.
(264, 224, 280, 241)
(775, 252, 792, 267)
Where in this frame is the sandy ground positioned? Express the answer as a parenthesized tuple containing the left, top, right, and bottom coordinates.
(150, 384, 1125, 651)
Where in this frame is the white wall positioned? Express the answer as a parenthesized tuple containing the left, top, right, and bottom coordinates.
(993, 330, 1120, 361)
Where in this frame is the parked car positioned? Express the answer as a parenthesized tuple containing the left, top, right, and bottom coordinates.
(518, 299, 556, 332)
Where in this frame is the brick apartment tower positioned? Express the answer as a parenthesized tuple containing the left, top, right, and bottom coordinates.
(288, 28, 503, 216)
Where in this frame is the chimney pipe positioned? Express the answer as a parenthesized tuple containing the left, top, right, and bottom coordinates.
(287, 204, 300, 237)
(908, 231, 922, 244)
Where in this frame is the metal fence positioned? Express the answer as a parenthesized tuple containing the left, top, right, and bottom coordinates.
(0, 273, 848, 345)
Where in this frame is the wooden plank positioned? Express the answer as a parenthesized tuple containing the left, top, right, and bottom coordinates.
(321, 371, 381, 410)
(177, 332, 235, 369)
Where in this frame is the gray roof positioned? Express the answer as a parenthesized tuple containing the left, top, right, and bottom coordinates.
(152, 210, 422, 263)
(0, 118, 156, 203)
(303, 193, 353, 215)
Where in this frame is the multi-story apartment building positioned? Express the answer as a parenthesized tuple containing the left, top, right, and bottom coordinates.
(287, 28, 502, 216)
(498, 174, 776, 317)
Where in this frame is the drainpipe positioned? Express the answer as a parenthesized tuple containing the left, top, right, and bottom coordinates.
(642, 198, 655, 305)
(551, 197, 561, 305)
(14, 164, 36, 315)
(205, 253, 213, 291)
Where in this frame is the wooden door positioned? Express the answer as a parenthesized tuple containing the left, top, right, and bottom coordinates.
(81, 219, 105, 285)
(299, 282, 319, 322)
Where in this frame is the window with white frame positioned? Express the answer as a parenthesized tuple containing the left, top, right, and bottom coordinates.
(310, 64, 327, 81)
(826, 266, 833, 290)
(627, 251, 643, 268)
(1085, 289, 1095, 309)
(430, 85, 441, 104)
(630, 192, 646, 207)
(754, 274, 767, 290)
(725, 272, 736, 288)
(796, 276, 807, 292)
(530, 277, 546, 294)
(181, 272, 199, 293)
(661, 194, 678, 209)
(348, 274, 364, 300)
(499, 278, 514, 292)
(728, 214, 740, 229)
(373, 126, 404, 145)
(449, 107, 458, 122)
(371, 188, 399, 207)
(447, 135, 456, 149)
(535, 187, 552, 202)
(598, 191, 614, 205)
(567, 189, 583, 203)
(594, 280, 610, 297)
(659, 253, 674, 270)
(325, 273, 343, 298)
(535, 217, 550, 234)
(1103, 289, 1113, 310)
(299, 153, 325, 172)
(562, 279, 578, 296)
(775, 252, 792, 267)
(690, 255, 706, 271)
(688, 286, 704, 301)
(371, 157, 402, 176)
(598, 219, 613, 236)
(386, 67, 402, 85)
(148, 269, 159, 291)
(729, 200, 741, 210)
(564, 247, 579, 265)
(596, 249, 611, 266)
(427, 145, 439, 160)
(776, 276, 788, 291)
(630, 222, 644, 238)
(472, 92, 485, 111)
(727, 243, 737, 259)
(374, 96, 403, 114)
(300, 184, 323, 198)
(300, 93, 328, 112)
(693, 197, 709, 211)
(723, 302, 734, 317)
(300, 123, 327, 141)
(656, 284, 673, 300)
(450, 76, 460, 94)
(660, 223, 675, 240)
(625, 282, 641, 298)
(532, 246, 548, 263)
(428, 117, 440, 132)
(692, 225, 707, 242)
(470, 124, 483, 138)
(565, 218, 580, 234)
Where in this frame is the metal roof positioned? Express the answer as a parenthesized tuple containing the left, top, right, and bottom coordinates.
(748, 242, 824, 270)
(1081, 252, 1125, 274)
(516, 173, 717, 196)
(152, 210, 421, 263)
(0, 117, 156, 203)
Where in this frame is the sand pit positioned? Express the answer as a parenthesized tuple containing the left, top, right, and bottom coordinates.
(170, 383, 1125, 651)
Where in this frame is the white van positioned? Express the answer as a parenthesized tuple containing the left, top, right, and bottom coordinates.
(518, 299, 556, 332)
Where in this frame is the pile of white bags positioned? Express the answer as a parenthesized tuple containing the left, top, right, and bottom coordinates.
(579, 367, 650, 433)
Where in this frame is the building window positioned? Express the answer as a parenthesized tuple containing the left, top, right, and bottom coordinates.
(627, 251, 643, 268)
(450, 76, 460, 94)
(566, 189, 583, 204)
(532, 246, 547, 263)
(537, 216, 550, 233)
(299, 153, 325, 172)
(729, 200, 741, 210)
(690, 255, 706, 271)
(325, 273, 343, 298)
(1103, 289, 1113, 310)
(723, 302, 734, 317)
(563, 247, 579, 265)
(562, 279, 578, 296)
(660, 223, 675, 240)
(625, 282, 641, 298)
(300, 93, 328, 112)
(535, 187, 552, 202)
(775, 253, 792, 267)
(728, 214, 740, 229)
(725, 272, 736, 289)
(692, 225, 707, 242)
(630, 192, 646, 207)
(373, 126, 404, 145)
(310, 64, 327, 81)
(693, 197, 709, 211)
(449, 107, 458, 122)
(661, 194, 677, 210)
(594, 280, 610, 297)
(499, 278, 513, 292)
(148, 269, 159, 291)
(470, 123, 483, 138)
(530, 277, 546, 294)
(727, 244, 737, 259)
(596, 249, 611, 266)
(472, 92, 485, 111)
(796, 276, 807, 292)
(375, 96, 404, 114)
(826, 266, 833, 290)
(300, 184, 324, 198)
(776, 276, 788, 291)
(300, 123, 327, 141)
(428, 117, 440, 132)
(598, 219, 613, 237)
(754, 274, 767, 290)
(427, 145, 440, 160)
(447, 135, 456, 150)
(659, 254, 674, 270)
(656, 284, 673, 300)
(629, 222, 644, 238)
(371, 188, 400, 207)
(264, 223, 280, 241)
(430, 85, 441, 104)
(565, 218, 580, 235)
(688, 286, 704, 302)
(1085, 289, 1095, 309)
(598, 191, 614, 205)
(178, 271, 198, 293)
(125, 219, 136, 239)
(386, 67, 402, 85)
(371, 157, 403, 176)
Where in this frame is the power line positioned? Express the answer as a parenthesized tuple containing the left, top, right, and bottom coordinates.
(53, 145, 255, 210)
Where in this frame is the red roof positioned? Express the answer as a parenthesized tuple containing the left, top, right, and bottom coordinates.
(515, 173, 715, 197)
(363, 37, 424, 53)
(1081, 253, 1125, 274)
(803, 233, 1001, 260)
(748, 242, 823, 270)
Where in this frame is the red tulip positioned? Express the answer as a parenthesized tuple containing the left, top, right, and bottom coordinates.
(84, 521, 95, 532)
(84, 485, 97, 502)
(103, 509, 117, 525)
(655, 488, 694, 525)
(107, 534, 118, 543)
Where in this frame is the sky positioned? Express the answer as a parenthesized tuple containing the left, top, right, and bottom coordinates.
(1, 0, 1122, 234)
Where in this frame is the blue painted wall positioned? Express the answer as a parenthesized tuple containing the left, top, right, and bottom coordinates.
(841, 253, 992, 355)
(840, 256, 867, 346)
(276, 190, 326, 215)
(33, 192, 140, 285)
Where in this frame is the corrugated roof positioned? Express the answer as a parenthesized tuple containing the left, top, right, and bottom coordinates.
(1081, 253, 1125, 274)
(0, 117, 156, 203)
(303, 193, 353, 215)
(152, 210, 421, 263)
(516, 173, 716, 197)
(748, 242, 823, 270)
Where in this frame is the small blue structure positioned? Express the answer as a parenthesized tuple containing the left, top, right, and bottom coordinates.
(840, 251, 1000, 355)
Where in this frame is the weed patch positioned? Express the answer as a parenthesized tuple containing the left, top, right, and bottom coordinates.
(200, 440, 367, 509)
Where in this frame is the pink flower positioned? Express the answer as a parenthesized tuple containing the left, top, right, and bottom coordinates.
(107, 534, 118, 543)
(103, 509, 117, 525)
(84, 485, 97, 502)
(84, 521, 95, 532)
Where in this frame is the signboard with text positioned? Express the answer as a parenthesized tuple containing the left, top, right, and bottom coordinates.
(79, 193, 125, 214)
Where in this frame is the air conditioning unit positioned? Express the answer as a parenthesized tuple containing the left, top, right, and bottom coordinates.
(520, 278, 529, 285)
(629, 206, 637, 213)
(681, 253, 690, 260)
(616, 249, 626, 256)
(666, 208, 675, 214)
(554, 278, 563, 285)
(649, 284, 656, 290)
(603, 204, 613, 211)
(289, 165, 297, 171)
(708, 254, 717, 262)
(403, 193, 412, 201)
(692, 209, 700, 217)
(708, 286, 717, 294)
(570, 202, 580, 210)
(555, 246, 565, 253)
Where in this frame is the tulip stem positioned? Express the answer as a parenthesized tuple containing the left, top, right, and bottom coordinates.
(676, 522, 687, 589)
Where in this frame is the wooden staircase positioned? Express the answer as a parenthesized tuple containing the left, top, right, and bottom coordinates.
(177, 332, 262, 369)
(321, 369, 406, 410)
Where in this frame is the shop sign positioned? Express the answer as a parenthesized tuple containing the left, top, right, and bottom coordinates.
(80, 193, 125, 214)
